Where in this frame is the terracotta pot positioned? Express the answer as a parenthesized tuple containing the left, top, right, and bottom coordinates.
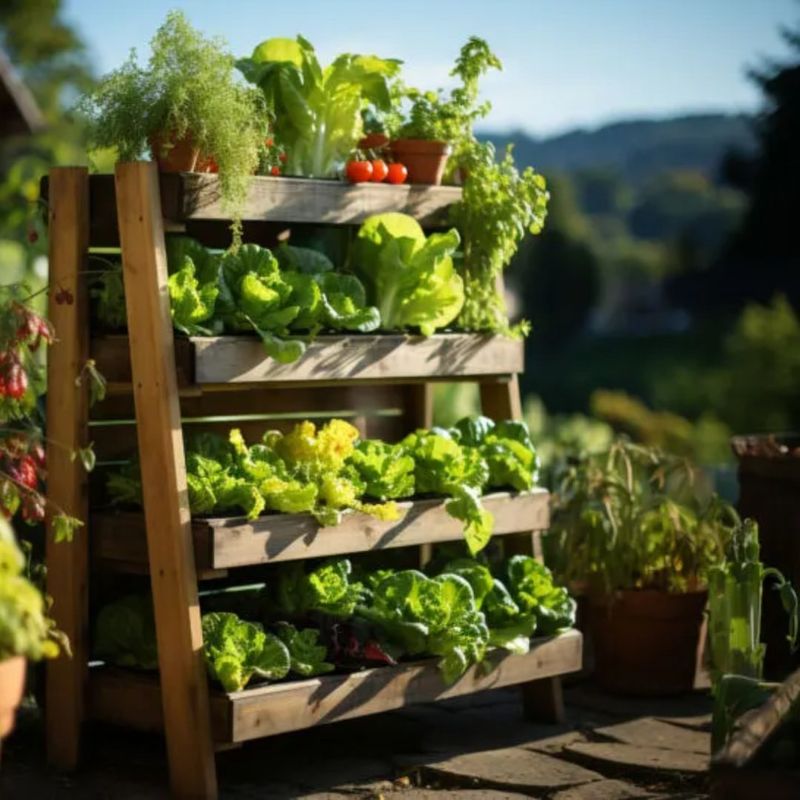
(0, 656, 26, 738)
(148, 132, 200, 173)
(588, 589, 707, 695)
(390, 139, 451, 185)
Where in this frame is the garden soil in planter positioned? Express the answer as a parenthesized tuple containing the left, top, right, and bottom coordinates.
(0, 656, 26, 738)
(588, 589, 707, 695)
(732, 434, 800, 678)
(390, 139, 450, 185)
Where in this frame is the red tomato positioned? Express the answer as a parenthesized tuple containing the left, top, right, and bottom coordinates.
(370, 159, 389, 182)
(271, 166, 281, 176)
(265, 137, 274, 148)
(386, 163, 408, 185)
(346, 160, 373, 183)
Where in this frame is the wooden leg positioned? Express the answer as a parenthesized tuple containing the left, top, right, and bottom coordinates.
(521, 676, 565, 723)
(480, 376, 565, 724)
(45, 167, 90, 770)
(115, 162, 217, 799)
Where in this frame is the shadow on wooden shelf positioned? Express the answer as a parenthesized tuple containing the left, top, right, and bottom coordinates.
(88, 630, 583, 745)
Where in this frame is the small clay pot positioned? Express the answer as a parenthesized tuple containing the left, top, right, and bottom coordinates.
(588, 589, 708, 695)
(390, 139, 451, 185)
(148, 133, 200, 173)
(0, 656, 26, 738)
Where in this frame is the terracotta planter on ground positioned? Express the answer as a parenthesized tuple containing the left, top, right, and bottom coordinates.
(148, 133, 200, 172)
(0, 656, 26, 737)
(588, 589, 707, 695)
(390, 139, 451, 185)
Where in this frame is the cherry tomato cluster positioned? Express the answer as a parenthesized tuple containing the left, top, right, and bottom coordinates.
(0, 432, 46, 524)
(261, 136, 288, 177)
(346, 138, 408, 185)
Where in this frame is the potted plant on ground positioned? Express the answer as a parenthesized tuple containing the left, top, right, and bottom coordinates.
(389, 37, 501, 185)
(78, 10, 267, 237)
(547, 438, 738, 695)
(0, 518, 63, 738)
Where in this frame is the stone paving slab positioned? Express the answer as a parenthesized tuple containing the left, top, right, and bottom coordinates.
(565, 741, 709, 776)
(551, 778, 657, 799)
(594, 717, 710, 755)
(398, 746, 605, 793)
(565, 686, 712, 723)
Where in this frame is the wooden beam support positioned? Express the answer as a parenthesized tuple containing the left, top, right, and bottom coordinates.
(115, 161, 217, 799)
(45, 166, 90, 770)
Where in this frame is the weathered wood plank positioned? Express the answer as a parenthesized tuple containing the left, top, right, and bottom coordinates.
(177, 173, 461, 225)
(45, 167, 91, 770)
(87, 631, 582, 743)
(91, 490, 550, 573)
(115, 161, 217, 799)
(92, 333, 522, 386)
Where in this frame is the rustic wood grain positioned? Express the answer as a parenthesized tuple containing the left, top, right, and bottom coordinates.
(115, 161, 217, 799)
(45, 167, 90, 770)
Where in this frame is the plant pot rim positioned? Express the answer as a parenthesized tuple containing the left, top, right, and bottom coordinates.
(588, 586, 708, 603)
(391, 138, 452, 154)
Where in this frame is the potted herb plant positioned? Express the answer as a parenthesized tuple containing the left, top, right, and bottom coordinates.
(390, 38, 501, 185)
(78, 11, 266, 234)
(0, 518, 63, 737)
(547, 439, 738, 695)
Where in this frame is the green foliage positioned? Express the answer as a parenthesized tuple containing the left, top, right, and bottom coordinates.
(77, 11, 266, 231)
(94, 594, 158, 669)
(352, 213, 464, 336)
(546, 438, 738, 593)
(707, 519, 798, 687)
(276, 559, 365, 618)
(0, 518, 62, 660)
(273, 622, 334, 677)
(450, 142, 549, 336)
(107, 416, 540, 555)
(237, 36, 401, 177)
(395, 37, 501, 158)
(202, 611, 290, 692)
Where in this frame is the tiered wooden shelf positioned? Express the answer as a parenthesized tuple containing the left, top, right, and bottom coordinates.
(44, 168, 582, 800)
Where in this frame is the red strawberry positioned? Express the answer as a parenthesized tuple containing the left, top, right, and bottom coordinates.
(6, 364, 27, 400)
(15, 456, 38, 489)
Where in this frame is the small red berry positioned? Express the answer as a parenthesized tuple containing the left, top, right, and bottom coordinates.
(265, 137, 274, 148)
(271, 166, 281, 176)
(16, 456, 38, 489)
(6, 364, 27, 400)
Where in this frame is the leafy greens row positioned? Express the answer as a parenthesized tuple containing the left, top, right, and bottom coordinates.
(106, 415, 540, 556)
(94, 554, 575, 690)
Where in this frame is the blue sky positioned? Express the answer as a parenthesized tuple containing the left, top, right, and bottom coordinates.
(63, 0, 798, 136)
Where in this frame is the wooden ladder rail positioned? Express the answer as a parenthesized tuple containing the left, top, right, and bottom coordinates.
(45, 166, 91, 769)
(114, 161, 218, 798)
(480, 375, 565, 724)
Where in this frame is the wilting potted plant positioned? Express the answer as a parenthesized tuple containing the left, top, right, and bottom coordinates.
(547, 439, 738, 695)
(78, 11, 266, 231)
(0, 519, 63, 737)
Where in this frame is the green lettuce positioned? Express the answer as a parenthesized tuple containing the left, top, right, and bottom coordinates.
(94, 594, 159, 670)
(238, 37, 401, 177)
(202, 611, 290, 692)
(168, 259, 219, 335)
(274, 621, 334, 677)
(352, 213, 464, 336)
(505, 556, 576, 636)
(276, 559, 365, 618)
(347, 439, 415, 501)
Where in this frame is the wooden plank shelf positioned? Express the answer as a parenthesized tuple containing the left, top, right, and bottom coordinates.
(88, 630, 582, 743)
(92, 490, 550, 574)
(41, 173, 462, 247)
(91, 333, 524, 386)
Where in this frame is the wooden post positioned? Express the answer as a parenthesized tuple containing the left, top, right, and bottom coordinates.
(115, 161, 217, 799)
(479, 375, 564, 723)
(45, 167, 90, 769)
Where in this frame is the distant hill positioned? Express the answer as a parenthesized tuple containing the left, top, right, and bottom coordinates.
(481, 113, 757, 183)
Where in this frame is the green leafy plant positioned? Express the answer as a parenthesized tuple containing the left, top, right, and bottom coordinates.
(351, 212, 464, 335)
(707, 518, 798, 685)
(237, 36, 401, 177)
(546, 438, 738, 593)
(393, 37, 501, 155)
(0, 519, 63, 661)
(78, 11, 267, 237)
(450, 142, 549, 337)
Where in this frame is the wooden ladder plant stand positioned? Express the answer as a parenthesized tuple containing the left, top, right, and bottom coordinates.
(44, 162, 583, 799)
